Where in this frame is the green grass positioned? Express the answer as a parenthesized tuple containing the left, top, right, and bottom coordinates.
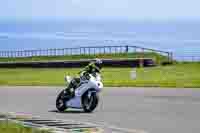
(0, 121, 50, 133)
(0, 62, 199, 88)
(0, 52, 169, 64)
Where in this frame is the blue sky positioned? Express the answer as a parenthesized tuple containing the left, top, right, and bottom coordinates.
(0, 0, 200, 55)
(1, 0, 200, 21)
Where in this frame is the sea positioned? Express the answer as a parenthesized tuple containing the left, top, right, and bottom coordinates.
(0, 19, 200, 60)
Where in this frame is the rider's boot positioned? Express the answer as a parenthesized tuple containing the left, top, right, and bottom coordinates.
(62, 89, 74, 100)
(61, 83, 74, 100)
(62, 78, 79, 100)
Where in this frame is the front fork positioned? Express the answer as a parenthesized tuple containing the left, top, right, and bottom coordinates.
(87, 90, 96, 99)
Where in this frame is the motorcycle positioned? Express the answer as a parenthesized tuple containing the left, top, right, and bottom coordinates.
(56, 73, 103, 113)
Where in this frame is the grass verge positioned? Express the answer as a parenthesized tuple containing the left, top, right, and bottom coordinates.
(0, 62, 199, 88)
(0, 121, 49, 133)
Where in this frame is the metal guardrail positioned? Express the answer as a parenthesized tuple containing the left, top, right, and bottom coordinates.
(0, 45, 173, 62)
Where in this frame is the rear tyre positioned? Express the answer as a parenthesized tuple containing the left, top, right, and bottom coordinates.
(56, 90, 68, 112)
(82, 90, 99, 113)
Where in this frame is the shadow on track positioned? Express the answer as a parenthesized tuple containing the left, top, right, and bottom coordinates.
(49, 109, 87, 114)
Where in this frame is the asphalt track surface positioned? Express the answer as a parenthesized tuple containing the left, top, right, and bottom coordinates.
(1, 86, 200, 133)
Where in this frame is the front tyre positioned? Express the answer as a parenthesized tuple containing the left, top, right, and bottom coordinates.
(56, 90, 67, 112)
(82, 90, 99, 113)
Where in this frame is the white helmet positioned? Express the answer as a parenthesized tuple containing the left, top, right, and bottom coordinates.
(94, 58, 103, 69)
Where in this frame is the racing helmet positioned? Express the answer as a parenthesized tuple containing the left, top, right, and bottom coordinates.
(94, 58, 103, 70)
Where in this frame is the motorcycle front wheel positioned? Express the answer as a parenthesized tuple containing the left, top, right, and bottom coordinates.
(56, 90, 68, 112)
(82, 90, 99, 113)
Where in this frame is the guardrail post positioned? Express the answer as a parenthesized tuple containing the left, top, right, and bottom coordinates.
(15, 51, 17, 57)
(167, 52, 170, 63)
(46, 49, 48, 56)
(64, 48, 67, 56)
(48, 49, 50, 56)
(23, 51, 25, 57)
(170, 52, 173, 63)
(83, 47, 86, 55)
(78, 48, 80, 55)
(134, 47, 137, 53)
(114, 46, 117, 54)
(7, 51, 10, 58)
(99, 47, 102, 54)
(69, 48, 72, 55)
(21, 51, 23, 57)
(125, 45, 129, 53)
(10, 51, 12, 58)
(26, 50, 28, 57)
(36, 50, 38, 57)
(57, 49, 59, 56)
(30, 50, 32, 57)
(139, 48, 144, 67)
(89, 47, 91, 55)
(61, 48, 63, 56)
(31, 50, 33, 57)
(21, 51, 22, 57)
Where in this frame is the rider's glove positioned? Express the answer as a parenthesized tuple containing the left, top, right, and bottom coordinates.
(81, 72, 90, 81)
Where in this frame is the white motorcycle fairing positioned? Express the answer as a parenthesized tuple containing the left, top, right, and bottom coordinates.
(66, 96, 82, 109)
(65, 74, 103, 109)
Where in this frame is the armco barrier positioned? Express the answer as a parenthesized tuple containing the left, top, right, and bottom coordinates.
(0, 58, 155, 68)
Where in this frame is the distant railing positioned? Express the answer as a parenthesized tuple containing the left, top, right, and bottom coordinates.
(0, 45, 173, 62)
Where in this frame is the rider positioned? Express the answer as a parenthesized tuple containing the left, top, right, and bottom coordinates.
(63, 58, 103, 99)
